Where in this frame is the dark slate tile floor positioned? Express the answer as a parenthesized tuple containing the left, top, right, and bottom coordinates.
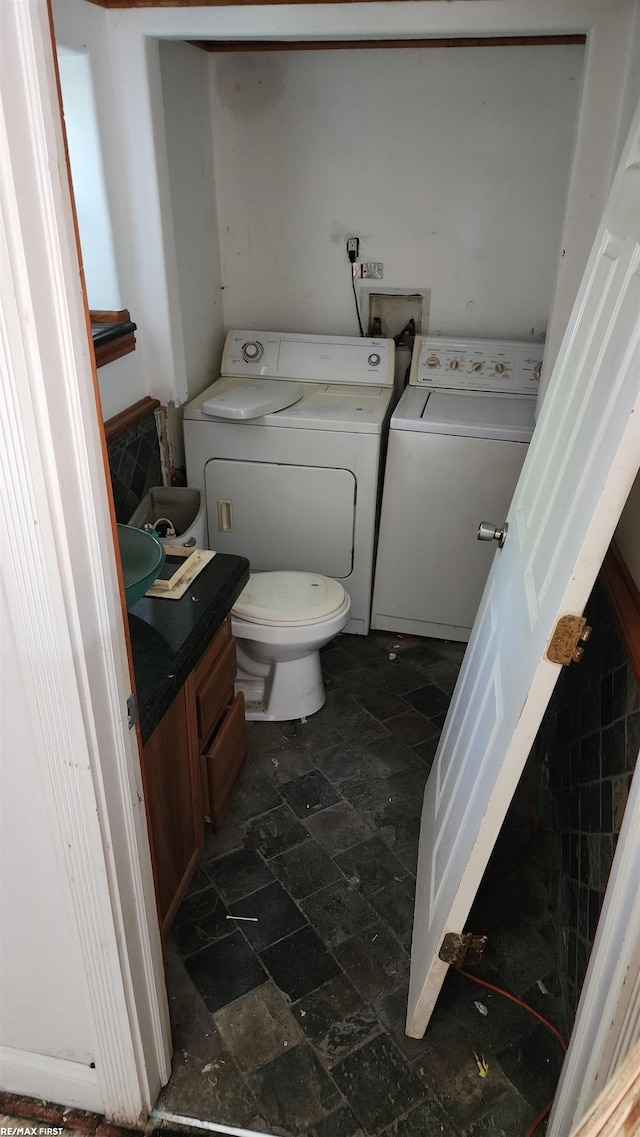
(157, 631, 565, 1137)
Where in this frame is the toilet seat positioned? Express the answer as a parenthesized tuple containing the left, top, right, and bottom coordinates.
(232, 571, 347, 627)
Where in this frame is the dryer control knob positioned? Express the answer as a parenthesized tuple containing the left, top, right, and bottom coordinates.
(471, 361, 483, 372)
(449, 359, 459, 370)
(426, 356, 440, 368)
(494, 362, 505, 374)
(368, 353, 381, 367)
(534, 362, 542, 380)
(242, 340, 264, 363)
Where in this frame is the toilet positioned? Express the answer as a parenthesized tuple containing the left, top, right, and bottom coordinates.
(231, 571, 351, 722)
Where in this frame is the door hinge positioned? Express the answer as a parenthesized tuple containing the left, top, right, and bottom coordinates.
(546, 615, 592, 666)
(439, 932, 488, 967)
(127, 692, 138, 729)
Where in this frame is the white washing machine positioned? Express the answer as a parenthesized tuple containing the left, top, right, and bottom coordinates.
(183, 329, 395, 635)
(371, 336, 543, 641)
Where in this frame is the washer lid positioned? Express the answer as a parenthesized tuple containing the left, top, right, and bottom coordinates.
(391, 388, 536, 442)
(202, 380, 303, 420)
(185, 377, 393, 433)
(232, 571, 346, 626)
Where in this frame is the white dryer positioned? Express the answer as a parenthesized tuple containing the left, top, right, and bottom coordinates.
(183, 330, 395, 635)
(371, 336, 543, 641)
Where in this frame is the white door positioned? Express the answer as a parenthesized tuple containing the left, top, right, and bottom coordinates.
(205, 459, 356, 576)
(407, 102, 640, 1038)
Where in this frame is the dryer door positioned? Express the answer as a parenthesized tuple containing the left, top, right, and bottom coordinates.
(205, 459, 356, 577)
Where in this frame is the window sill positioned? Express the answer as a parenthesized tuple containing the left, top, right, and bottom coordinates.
(91, 309, 137, 368)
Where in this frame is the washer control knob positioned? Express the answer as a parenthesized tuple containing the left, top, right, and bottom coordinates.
(477, 521, 508, 548)
(426, 356, 440, 368)
(449, 359, 459, 370)
(242, 340, 264, 363)
(494, 362, 505, 374)
(534, 362, 542, 381)
(368, 353, 381, 367)
(471, 361, 483, 372)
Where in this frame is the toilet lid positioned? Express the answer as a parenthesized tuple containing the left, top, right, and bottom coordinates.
(232, 571, 347, 626)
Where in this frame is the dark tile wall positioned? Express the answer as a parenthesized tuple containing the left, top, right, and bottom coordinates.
(107, 411, 163, 523)
(530, 579, 639, 1029)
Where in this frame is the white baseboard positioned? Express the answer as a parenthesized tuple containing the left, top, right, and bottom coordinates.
(0, 1048, 103, 1115)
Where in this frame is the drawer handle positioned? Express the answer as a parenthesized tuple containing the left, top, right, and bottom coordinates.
(217, 499, 233, 533)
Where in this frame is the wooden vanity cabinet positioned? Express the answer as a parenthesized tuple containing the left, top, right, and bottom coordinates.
(142, 683, 201, 935)
(191, 617, 247, 831)
(142, 616, 246, 935)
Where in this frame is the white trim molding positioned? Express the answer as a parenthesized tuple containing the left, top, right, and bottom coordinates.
(0, 0, 170, 1123)
(547, 98, 640, 1137)
(549, 741, 640, 1134)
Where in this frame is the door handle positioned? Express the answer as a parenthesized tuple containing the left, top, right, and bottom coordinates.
(217, 500, 233, 533)
(477, 521, 508, 548)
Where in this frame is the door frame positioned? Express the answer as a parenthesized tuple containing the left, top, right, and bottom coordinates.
(0, 0, 170, 1121)
(549, 687, 640, 1132)
(539, 100, 640, 1134)
(3, 0, 637, 1127)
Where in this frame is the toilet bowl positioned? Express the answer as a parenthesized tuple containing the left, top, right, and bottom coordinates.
(231, 571, 351, 721)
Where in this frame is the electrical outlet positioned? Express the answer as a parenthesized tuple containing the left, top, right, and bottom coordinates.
(361, 263, 384, 279)
(346, 237, 360, 260)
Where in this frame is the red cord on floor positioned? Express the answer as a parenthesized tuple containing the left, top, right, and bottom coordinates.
(455, 967, 568, 1051)
(454, 966, 568, 1137)
(524, 1103, 552, 1137)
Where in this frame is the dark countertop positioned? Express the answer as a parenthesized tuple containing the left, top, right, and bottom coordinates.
(128, 552, 249, 743)
(91, 319, 137, 347)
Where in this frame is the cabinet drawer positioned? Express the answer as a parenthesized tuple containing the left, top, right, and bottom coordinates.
(202, 692, 246, 830)
(192, 617, 231, 690)
(195, 635, 236, 744)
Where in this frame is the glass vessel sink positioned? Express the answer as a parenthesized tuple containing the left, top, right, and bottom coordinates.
(117, 523, 166, 608)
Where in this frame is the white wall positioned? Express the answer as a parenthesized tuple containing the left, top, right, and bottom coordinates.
(56, 45, 156, 435)
(612, 0, 640, 170)
(209, 44, 583, 340)
(96, 352, 148, 424)
(57, 48, 121, 312)
(159, 41, 225, 401)
(54, 7, 151, 421)
(52, 1, 636, 414)
(52, 0, 181, 417)
(0, 579, 96, 1068)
